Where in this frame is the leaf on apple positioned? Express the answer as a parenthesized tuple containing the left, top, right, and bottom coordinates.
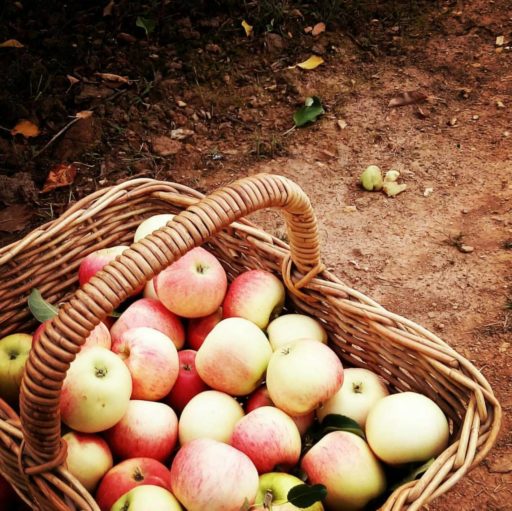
(319, 414, 366, 440)
(28, 288, 59, 322)
(287, 483, 327, 508)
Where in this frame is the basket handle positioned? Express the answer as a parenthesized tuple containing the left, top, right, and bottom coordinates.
(19, 173, 323, 466)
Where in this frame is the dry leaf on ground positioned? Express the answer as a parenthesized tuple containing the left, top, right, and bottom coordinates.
(95, 72, 130, 84)
(67, 75, 80, 86)
(241, 20, 253, 37)
(0, 204, 33, 233)
(10, 120, 40, 138)
(312, 22, 326, 36)
(0, 39, 24, 48)
(388, 91, 427, 107)
(297, 55, 324, 70)
(41, 163, 77, 193)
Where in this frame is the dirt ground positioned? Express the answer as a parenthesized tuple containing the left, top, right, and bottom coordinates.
(0, 0, 511, 509)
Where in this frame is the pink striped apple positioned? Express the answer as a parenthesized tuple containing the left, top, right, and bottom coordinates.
(246, 385, 314, 435)
(170, 438, 259, 511)
(301, 431, 386, 510)
(111, 327, 179, 401)
(266, 339, 344, 416)
(96, 458, 172, 511)
(110, 298, 185, 350)
(267, 314, 327, 350)
(62, 432, 113, 492)
(231, 406, 301, 473)
(196, 317, 272, 396)
(155, 247, 227, 318)
(104, 400, 178, 462)
(178, 390, 244, 445)
(222, 269, 285, 328)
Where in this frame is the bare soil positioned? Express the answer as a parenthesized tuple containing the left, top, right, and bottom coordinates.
(0, 1, 511, 509)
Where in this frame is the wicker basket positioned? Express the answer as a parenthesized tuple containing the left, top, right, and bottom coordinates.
(0, 174, 501, 511)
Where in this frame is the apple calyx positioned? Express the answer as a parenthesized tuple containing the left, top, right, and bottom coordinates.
(95, 366, 108, 378)
(8, 350, 18, 360)
(133, 467, 144, 482)
(280, 347, 291, 356)
(120, 504, 129, 511)
(352, 381, 363, 393)
(195, 263, 208, 274)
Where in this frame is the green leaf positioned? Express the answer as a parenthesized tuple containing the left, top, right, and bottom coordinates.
(390, 458, 435, 492)
(293, 96, 325, 127)
(287, 484, 327, 508)
(28, 288, 59, 322)
(136, 16, 156, 37)
(320, 414, 366, 440)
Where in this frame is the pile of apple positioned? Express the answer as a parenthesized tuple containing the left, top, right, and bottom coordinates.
(0, 214, 451, 511)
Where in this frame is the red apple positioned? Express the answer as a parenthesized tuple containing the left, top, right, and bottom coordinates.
(33, 320, 111, 351)
(104, 400, 178, 462)
(246, 385, 314, 435)
(78, 245, 144, 295)
(163, 350, 209, 413)
(60, 346, 132, 433)
(110, 298, 185, 350)
(266, 339, 344, 416)
(170, 438, 259, 511)
(95, 458, 172, 511)
(155, 247, 228, 318)
(62, 432, 113, 492)
(187, 308, 222, 350)
(301, 431, 386, 510)
(231, 406, 301, 473)
(195, 317, 272, 396)
(222, 269, 285, 329)
(111, 327, 179, 401)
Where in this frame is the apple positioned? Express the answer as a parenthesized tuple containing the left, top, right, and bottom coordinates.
(170, 438, 259, 511)
(134, 214, 175, 299)
(222, 269, 285, 329)
(266, 339, 344, 416)
(155, 247, 227, 318)
(111, 485, 182, 511)
(365, 391, 449, 465)
(317, 368, 389, 428)
(110, 298, 185, 350)
(96, 457, 173, 511)
(33, 320, 111, 351)
(104, 400, 178, 462)
(254, 472, 324, 511)
(231, 407, 301, 473)
(178, 390, 244, 445)
(163, 350, 210, 413)
(62, 432, 113, 492)
(111, 327, 179, 401)
(0, 333, 32, 404)
(196, 317, 272, 396)
(134, 214, 175, 242)
(267, 314, 327, 351)
(78, 246, 143, 295)
(187, 308, 222, 351)
(60, 346, 132, 433)
(301, 431, 386, 511)
(246, 385, 314, 436)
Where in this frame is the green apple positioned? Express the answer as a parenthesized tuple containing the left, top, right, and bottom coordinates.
(254, 473, 324, 511)
(111, 485, 182, 511)
(0, 333, 32, 404)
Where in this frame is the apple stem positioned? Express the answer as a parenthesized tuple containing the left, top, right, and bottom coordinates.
(352, 381, 363, 393)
